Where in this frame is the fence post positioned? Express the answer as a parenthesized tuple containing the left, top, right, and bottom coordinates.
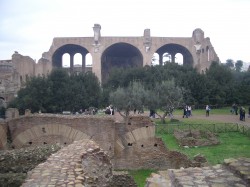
(213, 124, 216, 133)
(236, 123, 239, 132)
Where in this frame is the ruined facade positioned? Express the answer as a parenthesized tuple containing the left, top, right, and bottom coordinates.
(0, 113, 192, 170)
(0, 25, 219, 105)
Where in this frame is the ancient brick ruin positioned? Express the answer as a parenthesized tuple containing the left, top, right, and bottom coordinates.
(0, 25, 219, 107)
(0, 112, 192, 170)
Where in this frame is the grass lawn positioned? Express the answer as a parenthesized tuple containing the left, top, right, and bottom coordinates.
(129, 131, 250, 187)
(128, 169, 156, 187)
(159, 132, 250, 165)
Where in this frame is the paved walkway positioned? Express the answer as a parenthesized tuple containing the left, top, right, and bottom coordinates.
(146, 157, 250, 187)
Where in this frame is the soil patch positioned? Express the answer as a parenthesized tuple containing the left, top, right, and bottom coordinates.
(174, 129, 220, 147)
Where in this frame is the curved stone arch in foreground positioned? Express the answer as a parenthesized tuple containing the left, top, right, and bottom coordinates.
(115, 126, 155, 153)
(12, 124, 90, 148)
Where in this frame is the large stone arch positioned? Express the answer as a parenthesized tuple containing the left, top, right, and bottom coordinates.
(156, 43, 194, 66)
(12, 124, 90, 148)
(52, 44, 89, 73)
(101, 42, 143, 83)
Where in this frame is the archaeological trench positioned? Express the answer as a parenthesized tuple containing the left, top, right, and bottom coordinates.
(0, 109, 249, 186)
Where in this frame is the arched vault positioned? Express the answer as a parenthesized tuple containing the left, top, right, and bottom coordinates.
(101, 42, 143, 83)
(156, 43, 193, 65)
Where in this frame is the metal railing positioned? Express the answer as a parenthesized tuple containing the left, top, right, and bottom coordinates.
(156, 123, 250, 137)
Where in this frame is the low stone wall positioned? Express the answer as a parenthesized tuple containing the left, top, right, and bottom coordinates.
(21, 139, 112, 187)
(5, 114, 178, 170)
(0, 122, 7, 149)
(7, 114, 115, 156)
(145, 158, 250, 186)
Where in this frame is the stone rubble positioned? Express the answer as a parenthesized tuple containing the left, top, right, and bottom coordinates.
(145, 157, 250, 187)
(21, 139, 113, 187)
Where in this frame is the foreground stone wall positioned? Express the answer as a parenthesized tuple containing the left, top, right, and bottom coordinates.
(22, 139, 113, 187)
(4, 114, 191, 170)
(7, 114, 115, 156)
(0, 122, 7, 149)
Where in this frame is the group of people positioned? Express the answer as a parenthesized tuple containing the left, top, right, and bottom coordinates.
(231, 104, 250, 121)
(183, 105, 192, 118)
(105, 105, 115, 115)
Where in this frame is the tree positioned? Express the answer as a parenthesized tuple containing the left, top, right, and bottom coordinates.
(9, 69, 102, 114)
(147, 80, 184, 123)
(235, 60, 243, 72)
(109, 81, 147, 124)
(225, 59, 234, 69)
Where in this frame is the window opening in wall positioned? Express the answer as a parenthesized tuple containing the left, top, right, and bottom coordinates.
(42, 127, 46, 133)
(128, 122, 131, 125)
(141, 144, 144, 147)
(74, 53, 82, 68)
(62, 53, 70, 68)
(28, 141, 32, 145)
(43, 142, 47, 144)
(64, 142, 67, 145)
(86, 53, 93, 67)
(163, 52, 171, 64)
(154, 143, 158, 147)
(202, 48, 204, 53)
(151, 53, 159, 66)
(146, 126, 148, 128)
(175, 53, 183, 65)
(128, 143, 132, 146)
(206, 46, 210, 61)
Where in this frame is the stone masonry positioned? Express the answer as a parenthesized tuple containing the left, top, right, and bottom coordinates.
(2, 114, 186, 170)
(0, 25, 219, 104)
(145, 157, 250, 187)
(21, 139, 113, 187)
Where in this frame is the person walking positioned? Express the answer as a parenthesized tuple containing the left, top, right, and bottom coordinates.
(206, 105, 210, 117)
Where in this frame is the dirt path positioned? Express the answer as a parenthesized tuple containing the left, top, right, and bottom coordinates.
(177, 114, 250, 127)
(113, 111, 250, 127)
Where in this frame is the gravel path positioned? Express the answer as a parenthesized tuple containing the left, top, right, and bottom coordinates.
(114, 111, 250, 127)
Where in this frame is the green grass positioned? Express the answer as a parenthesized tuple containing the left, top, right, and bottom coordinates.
(128, 169, 156, 187)
(159, 132, 250, 165)
(128, 131, 250, 186)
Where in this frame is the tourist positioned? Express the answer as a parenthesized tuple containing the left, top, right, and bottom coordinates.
(187, 105, 192, 117)
(239, 107, 245, 121)
(183, 106, 187, 118)
(205, 105, 210, 117)
(235, 104, 238, 115)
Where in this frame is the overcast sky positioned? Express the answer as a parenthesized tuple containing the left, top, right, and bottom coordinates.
(0, 0, 250, 64)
